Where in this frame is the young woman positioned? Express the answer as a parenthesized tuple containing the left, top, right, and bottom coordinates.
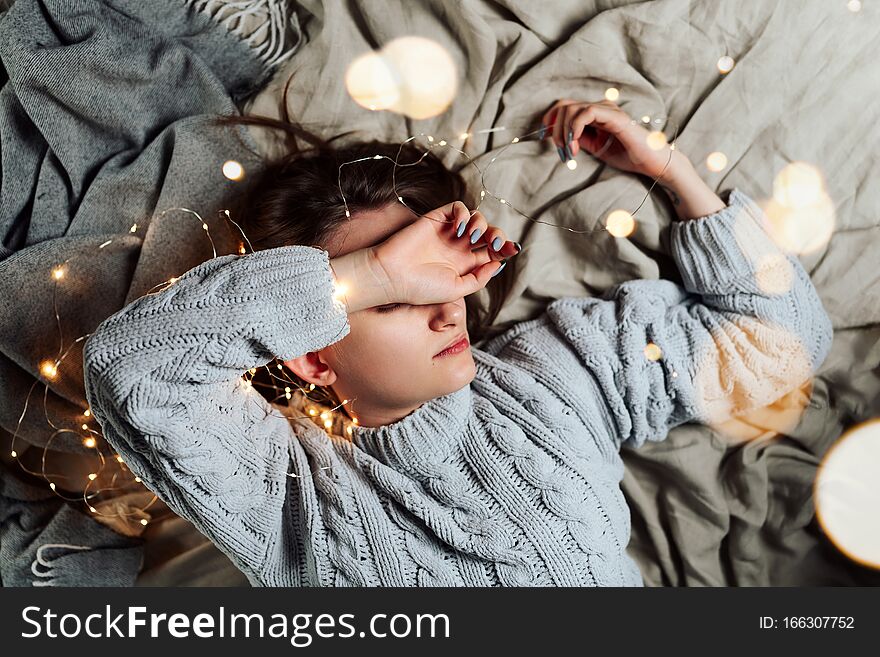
(83, 99, 833, 586)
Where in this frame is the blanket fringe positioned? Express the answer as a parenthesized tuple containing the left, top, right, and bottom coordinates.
(184, 0, 299, 68)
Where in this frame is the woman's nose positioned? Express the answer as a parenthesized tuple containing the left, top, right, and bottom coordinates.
(430, 299, 465, 326)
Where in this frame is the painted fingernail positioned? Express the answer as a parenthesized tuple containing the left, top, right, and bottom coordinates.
(567, 129, 573, 145)
(491, 261, 507, 278)
(537, 124, 546, 140)
(557, 146, 566, 163)
(470, 228, 482, 244)
(564, 144, 573, 160)
(513, 241, 522, 253)
(456, 221, 467, 237)
(491, 236, 503, 251)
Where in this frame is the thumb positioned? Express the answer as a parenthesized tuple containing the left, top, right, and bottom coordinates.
(456, 260, 506, 296)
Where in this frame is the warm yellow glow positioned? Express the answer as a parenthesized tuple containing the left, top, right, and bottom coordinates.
(755, 253, 794, 295)
(168, 277, 179, 284)
(83, 437, 96, 448)
(761, 162, 835, 255)
(89, 506, 97, 513)
(332, 280, 349, 302)
(566, 159, 578, 171)
(605, 210, 635, 238)
(346, 37, 458, 119)
(239, 244, 247, 255)
(717, 55, 735, 74)
(320, 411, 330, 419)
(641, 115, 651, 124)
(222, 160, 244, 181)
(134, 476, 142, 483)
(116, 455, 124, 463)
(88, 473, 97, 481)
(10, 450, 17, 458)
(81, 423, 88, 430)
(646, 131, 668, 151)
(352, 418, 359, 425)
(706, 151, 728, 172)
(308, 408, 317, 416)
(83, 409, 91, 417)
(459, 132, 470, 140)
(644, 343, 663, 361)
(40, 360, 58, 379)
(129, 223, 138, 233)
(324, 419, 333, 429)
(140, 518, 149, 526)
(604, 87, 620, 101)
(815, 418, 880, 569)
(773, 161, 825, 209)
(49, 482, 56, 490)
(52, 266, 65, 280)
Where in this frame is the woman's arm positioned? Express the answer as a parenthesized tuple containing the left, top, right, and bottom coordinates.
(537, 189, 833, 449)
(83, 245, 354, 576)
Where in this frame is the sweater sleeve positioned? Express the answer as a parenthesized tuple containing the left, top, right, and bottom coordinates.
(82, 244, 350, 575)
(538, 189, 834, 450)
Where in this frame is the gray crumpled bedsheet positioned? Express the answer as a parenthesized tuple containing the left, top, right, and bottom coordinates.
(242, 0, 880, 586)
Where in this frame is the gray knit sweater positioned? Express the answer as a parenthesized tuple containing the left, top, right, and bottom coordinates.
(83, 190, 833, 586)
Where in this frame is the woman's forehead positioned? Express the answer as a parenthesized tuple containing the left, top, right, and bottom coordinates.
(325, 202, 416, 257)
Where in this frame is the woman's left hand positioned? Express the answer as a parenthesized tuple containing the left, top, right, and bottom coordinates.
(540, 99, 687, 182)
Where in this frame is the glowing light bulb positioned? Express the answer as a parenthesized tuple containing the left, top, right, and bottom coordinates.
(129, 223, 138, 233)
(309, 408, 317, 416)
(140, 519, 149, 526)
(89, 506, 97, 513)
(605, 210, 635, 238)
(438, 140, 447, 146)
(49, 482, 56, 490)
(566, 159, 577, 170)
(717, 55, 735, 74)
(40, 361, 58, 379)
(847, 0, 861, 12)
(202, 223, 208, 231)
(604, 87, 620, 101)
(641, 115, 651, 124)
(168, 276, 179, 284)
(222, 160, 245, 181)
(10, 450, 17, 458)
(81, 423, 88, 430)
(511, 137, 519, 144)
(116, 455, 124, 463)
(644, 343, 663, 361)
(324, 419, 333, 429)
(706, 151, 728, 172)
(83, 409, 91, 417)
(83, 437, 96, 448)
(52, 266, 65, 280)
(134, 476, 141, 483)
(88, 473, 97, 481)
(459, 133, 470, 140)
(646, 131, 668, 151)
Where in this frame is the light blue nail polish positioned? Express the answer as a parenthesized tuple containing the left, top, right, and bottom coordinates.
(564, 144, 573, 161)
(456, 222, 466, 237)
(567, 129, 573, 145)
(557, 146, 566, 163)
(491, 261, 507, 278)
(537, 124, 546, 140)
(470, 228, 482, 244)
(491, 236, 502, 251)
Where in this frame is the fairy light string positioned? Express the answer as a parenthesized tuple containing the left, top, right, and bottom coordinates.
(9, 106, 683, 526)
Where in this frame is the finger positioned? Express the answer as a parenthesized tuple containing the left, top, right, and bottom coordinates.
(481, 226, 510, 259)
(568, 104, 630, 156)
(561, 103, 583, 159)
(463, 210, 489, 245)
(542, 100, 581, 148)
(448, 201, 471, 238)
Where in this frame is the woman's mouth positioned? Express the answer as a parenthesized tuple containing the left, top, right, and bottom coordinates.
(434, 336, 469, 358)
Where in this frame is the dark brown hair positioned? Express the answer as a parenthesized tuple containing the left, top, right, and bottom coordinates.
(213, 110, 517, 404)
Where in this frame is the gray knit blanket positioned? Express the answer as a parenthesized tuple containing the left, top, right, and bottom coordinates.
(0, 0, 297, 586)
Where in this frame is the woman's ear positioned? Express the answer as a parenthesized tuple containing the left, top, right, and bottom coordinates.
(283, 351, 338, 387)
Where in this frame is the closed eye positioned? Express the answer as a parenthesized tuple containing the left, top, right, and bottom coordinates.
(375, 303, 404, 313)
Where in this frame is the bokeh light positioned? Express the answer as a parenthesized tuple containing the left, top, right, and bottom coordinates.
(646, 131, 668, 151)
(644, 343, 663, 361)
(706, 151, 728, 172)
(847, 0, 862, 12)
(762, 161, 835, 255)
(344, 51, 401, 111)
(717, 55, 735, 74)
(815, 419, 880, 570)
(754, 252, 794, 295)
(604, 87, 620, 101)
(346, 37, 458, 120)
(222, 160, 245, 181)
(606, 209, 635, 237)
(566, 159, 577, 170)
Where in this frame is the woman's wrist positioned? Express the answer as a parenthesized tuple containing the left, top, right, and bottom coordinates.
(658, 154, 726, 221)
(329, 248, 392, 314)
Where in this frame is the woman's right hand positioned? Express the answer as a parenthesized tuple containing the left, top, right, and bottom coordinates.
(330, 201, 519, 313)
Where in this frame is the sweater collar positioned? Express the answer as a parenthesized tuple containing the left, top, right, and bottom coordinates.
(351, 384, 472, 471)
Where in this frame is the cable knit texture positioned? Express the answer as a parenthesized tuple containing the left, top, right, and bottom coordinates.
(83, 189, 833, 586)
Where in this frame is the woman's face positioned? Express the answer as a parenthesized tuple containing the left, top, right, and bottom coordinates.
(283, 203, 476, 427)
